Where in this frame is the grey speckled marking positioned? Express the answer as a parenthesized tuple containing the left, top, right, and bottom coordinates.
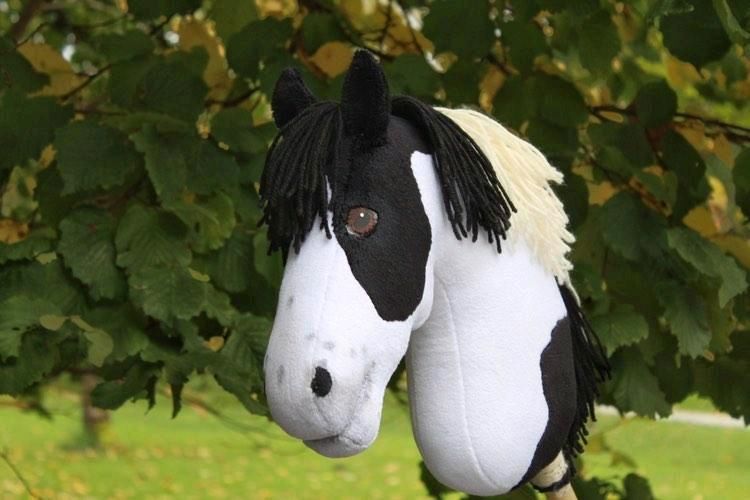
(305, 332, 315, 341)
(349, 348, 357, 358)
(276, 365, 285, 385)
(323, 341, 335, 351)
(287, 296, 294, 308)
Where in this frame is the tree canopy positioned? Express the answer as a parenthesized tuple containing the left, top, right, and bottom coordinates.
(1, 0, 749, 497)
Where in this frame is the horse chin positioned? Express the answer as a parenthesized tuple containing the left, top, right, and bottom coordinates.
(303, 431, 374, 458)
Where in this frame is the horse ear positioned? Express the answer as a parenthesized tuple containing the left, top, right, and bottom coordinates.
(341, 50, 390, 140)
(272, 68, 317, 128)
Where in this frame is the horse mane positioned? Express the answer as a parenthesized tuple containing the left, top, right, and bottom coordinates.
(260, 96, 517, 257)
(436, 107, 575, 286)
(260, 101, 341, 257)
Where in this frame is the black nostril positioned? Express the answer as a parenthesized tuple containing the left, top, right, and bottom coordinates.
(311, 366, 332, 397)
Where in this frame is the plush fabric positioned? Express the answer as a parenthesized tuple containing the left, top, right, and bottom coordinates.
(261, 50, 609, 497)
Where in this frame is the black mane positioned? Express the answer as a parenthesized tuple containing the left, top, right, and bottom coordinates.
(259, 97, 516, 257)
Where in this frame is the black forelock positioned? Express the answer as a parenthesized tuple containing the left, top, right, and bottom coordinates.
(259, 96, 516, 258)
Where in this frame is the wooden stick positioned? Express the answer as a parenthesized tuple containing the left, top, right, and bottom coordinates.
(545, 484, 577, 500)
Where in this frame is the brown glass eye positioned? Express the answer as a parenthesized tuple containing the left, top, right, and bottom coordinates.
(346, 206, 378, 237)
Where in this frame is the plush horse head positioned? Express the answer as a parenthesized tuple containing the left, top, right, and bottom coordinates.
(261, 50, 609, 497)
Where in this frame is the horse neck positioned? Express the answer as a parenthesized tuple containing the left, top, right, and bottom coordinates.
(410, 150, 564, 331)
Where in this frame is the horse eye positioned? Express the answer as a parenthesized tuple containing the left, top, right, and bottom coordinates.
(346, 206, 378, 237)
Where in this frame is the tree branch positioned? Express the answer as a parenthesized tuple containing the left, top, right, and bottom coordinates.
(9, 0, 46, 43)
(0, 448, 40, 499)
(61, 64, 111, 102)
(588, 105, 750, 143)
(205, 87, 259, 108)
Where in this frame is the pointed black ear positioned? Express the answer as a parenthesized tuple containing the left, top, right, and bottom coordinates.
(272, 68, 317, 129)
(341, 50, 390, 140)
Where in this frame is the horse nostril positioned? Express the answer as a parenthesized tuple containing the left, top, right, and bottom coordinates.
(311, 366, 332, 397)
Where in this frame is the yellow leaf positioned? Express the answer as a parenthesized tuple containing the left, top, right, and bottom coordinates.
(479, 66, 505, 112)
(176, 18, 233, 101)
(683, 205, 718, 236)
(711, 134, 734, 166)
(310, 41, 353, 78)
(664, 54, 701, 89)
(0, 219, 29, 244)
(257, 0, 298, 19)
(713, 234, 750, 269)
(17, 43, 85, 97)
(588, 181, 618, 205)
(205, 336, 225, 351)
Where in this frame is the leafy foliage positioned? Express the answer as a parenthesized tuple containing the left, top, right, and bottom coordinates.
(1, 0, 750, 498)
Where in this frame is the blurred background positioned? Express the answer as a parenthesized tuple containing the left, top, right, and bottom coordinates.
(0, 0, 749, 498)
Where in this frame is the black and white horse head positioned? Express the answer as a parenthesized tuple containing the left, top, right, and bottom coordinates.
(261, 50, 609, 496)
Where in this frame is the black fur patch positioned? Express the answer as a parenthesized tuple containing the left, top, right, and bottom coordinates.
(331, 116, 431, 322)
(519, 317, 577, 486)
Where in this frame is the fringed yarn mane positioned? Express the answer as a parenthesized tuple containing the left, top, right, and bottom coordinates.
(260, 101, 341, 257)
(436, 107, 575, 286)
(391, 97, 516, 251)
(260, 97, 517, 257)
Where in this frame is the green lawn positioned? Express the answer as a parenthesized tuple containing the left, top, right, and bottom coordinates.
(0, 382, 748, 499)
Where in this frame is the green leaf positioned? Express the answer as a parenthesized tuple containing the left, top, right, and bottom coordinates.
(206, 226, 255, 293)
(70, 316, 114, 367)
(502, 20, 548, 74)
(554, 172, 588, 229)
(211, 108, 266, 154)
(116, 203, 191, 274)
(532, 74, 588, 127)
(301, 12, 346, 53)
(577, 11, 621, 76)
(623, 473, 656, 500)
(91, 362, 159, 409)
(589, 309, 650, 354)
(734, 148, 750, 214)
(214, 313, 271, 414)
(84, 304, 149, 362)
(0, 259, 87, 315)
(660, 130, 708, 218)
(493, 75, 535, 129)
(660, 0, 731, 67)
(634, 80, 678, 128)
(608, 347, 671, 417)
(656, 281, 711, 357)
(713, 0, 750, 45)
(210, 0, 258, 41)
(167, 192, 236, 253)
(0, 297, 60, 361)
(127, 0, 201, 19)
(423, 0, 495, 58)
(442, 58, 482, 106)
(108, 56, 159, 109)
(0, 37, 48, 92)
(58, 208, 126, 301)
(137, 60, 208, 122)
(385, 55, 440, 100)
(226, 19, 293, 79)
(54, 120, 142, 194)
(0, 329, 62, 395)
(94, 30, 155, 63)
(0, 90, 72, 172)
(589, 122, 654, 167)
(129, 264, 208, 322)
(525, 118, 579, 166)
(599, 192, 668, 260)
(133, 125, 239, 200)
(667, 227, 747, 306)
(0, 227, 56, 265)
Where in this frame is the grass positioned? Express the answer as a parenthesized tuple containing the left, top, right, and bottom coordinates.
(0, 380, 748, 499)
